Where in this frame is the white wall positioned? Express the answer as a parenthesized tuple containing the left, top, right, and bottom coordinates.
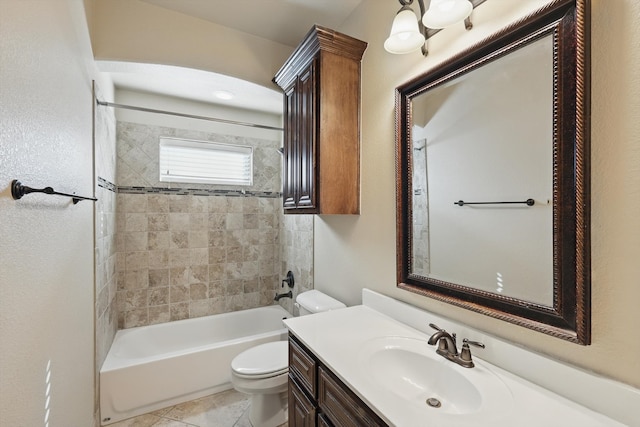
(315, 0, 640, 389)
(0, 0, 98, 425)
(88, 0, 292, 90)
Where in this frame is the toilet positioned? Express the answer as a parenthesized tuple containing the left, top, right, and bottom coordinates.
(230, 290, 346, 427)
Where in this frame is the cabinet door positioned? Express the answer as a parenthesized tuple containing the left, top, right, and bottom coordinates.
(282, 84, 298, 210)
(318, 367, 386, 427)
(318, 413, 333, 427)
(289, 376, 316, 427)
(295, 59, 317, 210)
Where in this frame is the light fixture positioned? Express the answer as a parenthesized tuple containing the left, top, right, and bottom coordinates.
(384, 3, 426, 54)
(384, 0, 486, 57)
(422, 0, 473, 29)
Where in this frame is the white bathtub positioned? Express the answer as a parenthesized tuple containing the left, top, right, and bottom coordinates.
(100, 305, 291, 425)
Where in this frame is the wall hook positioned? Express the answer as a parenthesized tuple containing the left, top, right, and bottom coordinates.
(11, 180, 97, 204)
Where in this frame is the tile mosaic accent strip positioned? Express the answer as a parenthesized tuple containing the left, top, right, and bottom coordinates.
(117, 185, 281, 199)
(98, 176, 117, 192)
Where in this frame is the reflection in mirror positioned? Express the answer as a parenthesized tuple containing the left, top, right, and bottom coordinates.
(410, 35, 554, 306)
(396, 0, 591, 344)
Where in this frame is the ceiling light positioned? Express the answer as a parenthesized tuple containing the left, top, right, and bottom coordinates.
(214, 90, 235, 100)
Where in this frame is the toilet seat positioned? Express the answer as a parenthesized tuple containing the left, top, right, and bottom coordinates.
(231, 341, 288, 379)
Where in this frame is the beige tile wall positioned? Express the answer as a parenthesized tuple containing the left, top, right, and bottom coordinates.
(116, 192, 282, 328)
(114, 122, 310, 328)
(116, 122, 281, 192)
(278, 215, 314, 314)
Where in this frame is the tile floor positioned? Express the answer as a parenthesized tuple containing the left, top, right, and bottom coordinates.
(106, 389, 287, 427)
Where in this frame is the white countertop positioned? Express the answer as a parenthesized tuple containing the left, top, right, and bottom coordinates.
(284, 304, 627, 427)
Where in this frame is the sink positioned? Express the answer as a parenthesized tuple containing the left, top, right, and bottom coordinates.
(358, 336, 513, 416)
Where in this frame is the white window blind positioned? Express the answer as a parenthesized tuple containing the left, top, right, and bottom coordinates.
(159, 137, 253, 186)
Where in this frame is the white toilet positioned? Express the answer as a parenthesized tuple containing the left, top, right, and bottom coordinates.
(230, 290, 346, 427)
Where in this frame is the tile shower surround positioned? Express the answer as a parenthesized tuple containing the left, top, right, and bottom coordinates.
(116, 190, 283, 328)
(114, 121, 313, 329)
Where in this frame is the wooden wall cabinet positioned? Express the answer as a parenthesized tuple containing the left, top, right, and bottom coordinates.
(288, 334, 387, 427)
(274, 26, 367, 214)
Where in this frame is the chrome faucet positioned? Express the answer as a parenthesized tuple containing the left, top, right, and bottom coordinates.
(427, 323, 485, 368)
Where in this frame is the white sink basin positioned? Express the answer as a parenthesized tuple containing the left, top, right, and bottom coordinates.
(358, 336, 513, 416)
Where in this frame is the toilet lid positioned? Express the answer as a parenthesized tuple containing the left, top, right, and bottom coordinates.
(231, 341, 288, 377)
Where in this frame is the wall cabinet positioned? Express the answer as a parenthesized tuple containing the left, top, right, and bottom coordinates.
(288, 334, 387, 427)
(274, 26, 367, 214)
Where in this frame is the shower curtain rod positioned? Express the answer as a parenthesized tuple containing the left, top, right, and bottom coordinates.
(96, 100, 284, 132)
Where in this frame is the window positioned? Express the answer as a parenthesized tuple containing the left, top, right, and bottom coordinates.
(159, 137, 253, 186)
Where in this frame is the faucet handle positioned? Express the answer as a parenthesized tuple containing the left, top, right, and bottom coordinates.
(459, 338, 485, 368)
(429, 323, 444, 332)
(463, 338, 485, 349)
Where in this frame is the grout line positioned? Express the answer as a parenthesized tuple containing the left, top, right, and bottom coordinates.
(232, 405, 251, 427)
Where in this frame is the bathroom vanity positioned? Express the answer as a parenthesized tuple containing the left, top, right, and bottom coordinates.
(288, 334, 386, 427)
(283, 290, 638, 427)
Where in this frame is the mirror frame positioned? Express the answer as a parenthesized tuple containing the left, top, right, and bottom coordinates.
(395, 0, 591, 344)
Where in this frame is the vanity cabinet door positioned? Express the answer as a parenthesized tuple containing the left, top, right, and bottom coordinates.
(317, 413, 333, 427)
(318, 366, 386, 427)
(289, 376, 316, 427)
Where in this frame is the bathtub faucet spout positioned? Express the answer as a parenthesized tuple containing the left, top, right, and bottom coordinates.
(274, 290, 292, 301)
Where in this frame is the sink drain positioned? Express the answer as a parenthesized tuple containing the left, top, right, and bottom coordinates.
(426, 397, 442, 408)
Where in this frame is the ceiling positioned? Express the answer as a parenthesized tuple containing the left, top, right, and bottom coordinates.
(102, 0, 365, 115)
(99, 61, 285, 115)
(140, 0, 364, 47)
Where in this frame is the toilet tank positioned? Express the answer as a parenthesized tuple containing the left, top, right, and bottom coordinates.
(296, 290, 346, 316)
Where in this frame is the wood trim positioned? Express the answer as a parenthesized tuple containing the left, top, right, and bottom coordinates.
(395, 0, 591, 344)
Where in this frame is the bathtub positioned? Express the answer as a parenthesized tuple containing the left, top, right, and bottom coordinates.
(100, 304, 291, 425)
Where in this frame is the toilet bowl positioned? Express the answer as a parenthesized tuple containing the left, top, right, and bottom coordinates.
(231, 341, 289, 427)
(230, 290, 346, 427)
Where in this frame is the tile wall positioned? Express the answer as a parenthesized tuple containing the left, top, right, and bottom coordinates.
(278, 215, 314, 314)
(412, 138, 430, 275)
(114, 121, 311, 328)
(115, 191, 282, 328)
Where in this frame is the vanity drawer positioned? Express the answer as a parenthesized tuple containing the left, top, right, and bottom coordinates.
(318, 366, 387, 427)
(289, 336, 317, 397)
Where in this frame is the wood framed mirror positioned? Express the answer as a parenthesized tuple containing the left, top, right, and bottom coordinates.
(395, 0, 591, 344)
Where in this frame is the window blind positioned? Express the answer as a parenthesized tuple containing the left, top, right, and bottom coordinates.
(159, 137, 253, 186)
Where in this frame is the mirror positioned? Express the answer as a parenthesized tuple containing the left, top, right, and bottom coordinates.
(395, 0, 591, 344)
